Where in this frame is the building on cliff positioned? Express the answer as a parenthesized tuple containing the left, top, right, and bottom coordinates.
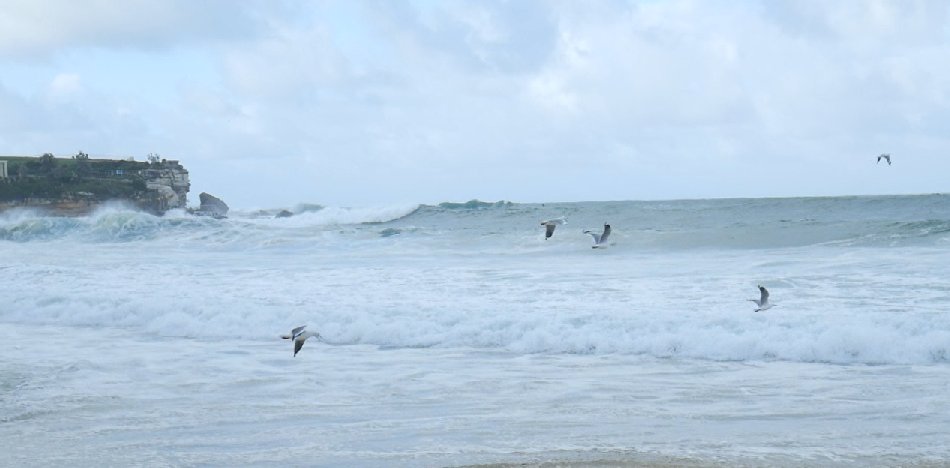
(0, 154, 190, 215)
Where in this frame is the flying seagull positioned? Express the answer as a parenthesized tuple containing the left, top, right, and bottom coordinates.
(540, 217, 567, 240)
(584, 223, 611, 249)
(748, 285, 774, 312)
(281, 325, 321, 357)
(877, 154, 891, 165)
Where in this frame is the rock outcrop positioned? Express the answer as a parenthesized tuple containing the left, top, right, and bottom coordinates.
(193, 192, 229, 218)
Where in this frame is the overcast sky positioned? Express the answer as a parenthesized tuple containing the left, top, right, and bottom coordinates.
(1, 0, 948, 208)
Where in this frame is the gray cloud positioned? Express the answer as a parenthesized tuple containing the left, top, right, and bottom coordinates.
(362, 0, 558, 74)
(0, 0, 274, 58)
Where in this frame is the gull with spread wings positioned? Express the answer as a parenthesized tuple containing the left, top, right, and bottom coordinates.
(281, 325, 322, 357)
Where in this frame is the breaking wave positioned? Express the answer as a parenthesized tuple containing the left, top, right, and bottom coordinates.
(6, 286, 949, 365)
(0, 203, 422, 243)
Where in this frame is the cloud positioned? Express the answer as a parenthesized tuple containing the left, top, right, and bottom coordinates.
(0, 0, 272, 58)
(0, 71, 151, 157)
(362, 0, 558, 75)
(48, 73, 82, 97)
(764, 0, 950, 46)
(222, 24, 352, 100)
(2, 0, 950, 206)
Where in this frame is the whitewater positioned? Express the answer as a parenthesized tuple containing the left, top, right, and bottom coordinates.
(2, 194, 949, 466)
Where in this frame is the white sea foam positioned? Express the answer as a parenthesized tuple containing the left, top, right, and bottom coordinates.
(5, 238, 949, 365)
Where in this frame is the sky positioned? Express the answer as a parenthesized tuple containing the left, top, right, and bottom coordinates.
(1, 0, 949, 208)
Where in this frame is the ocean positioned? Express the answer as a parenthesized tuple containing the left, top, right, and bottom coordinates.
(2, 194, 949, 467)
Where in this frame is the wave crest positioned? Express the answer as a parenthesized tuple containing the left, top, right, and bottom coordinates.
(238, 204, 422, 227)
(0, 204, 174, 242)
(434, 199, 514, 210)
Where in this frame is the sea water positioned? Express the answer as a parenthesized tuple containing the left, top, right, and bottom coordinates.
(2, 195, 949, 466)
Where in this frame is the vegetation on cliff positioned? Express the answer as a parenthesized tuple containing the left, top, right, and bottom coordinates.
(1, 153, 147, 199)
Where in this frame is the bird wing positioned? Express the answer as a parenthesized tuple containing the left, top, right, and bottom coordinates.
(600, 224, 611, 243)
(759, 286, 769, 303)
(545, 224, 556, 238)
(291, 325, 307, 340)
(294, 339, 305, 356)
(585, 231, 601, 243)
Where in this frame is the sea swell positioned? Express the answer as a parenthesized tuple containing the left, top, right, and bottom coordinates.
(4, 195, 949, 248)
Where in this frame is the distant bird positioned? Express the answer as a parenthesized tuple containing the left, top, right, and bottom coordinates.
(584, 223, 611, 249)
(877, 154, 891, 165)
(540, 217, 567, 240)
(748, 285, 774, 312)
(281, 325, 321, 357)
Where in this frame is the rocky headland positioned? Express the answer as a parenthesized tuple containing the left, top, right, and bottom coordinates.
(0, 153, 198, 216)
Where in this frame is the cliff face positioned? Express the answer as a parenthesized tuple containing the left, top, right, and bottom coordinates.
(139, 161, 191, 213)
(0, 157, 190, 215)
